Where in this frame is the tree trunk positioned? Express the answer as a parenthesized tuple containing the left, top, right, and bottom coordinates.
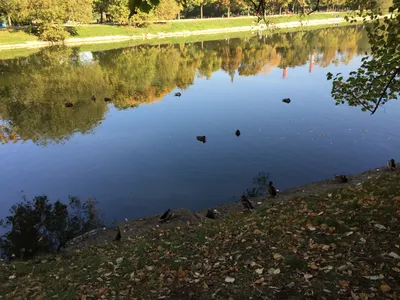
(279, 6, 282, 15)
(228, 7, 230, 17)
(100, 10, 104, 23)
(7, 14, 11, 27)
(178, 12, 181, 19)
(247, 7, 250, 16)
(200, 3, 203, 19)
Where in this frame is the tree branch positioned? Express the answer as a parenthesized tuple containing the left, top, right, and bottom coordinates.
(370, 67, 400, 115)
(308, 0, 320, 15)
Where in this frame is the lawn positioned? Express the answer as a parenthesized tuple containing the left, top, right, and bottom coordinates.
(1, 170, 400, 299)
(0, 12, 350, 45)
(0, 29, 38, 45)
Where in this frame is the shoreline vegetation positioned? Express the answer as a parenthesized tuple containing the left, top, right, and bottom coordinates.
(0, 13, 354, 50)
(2, 164, 400, 298)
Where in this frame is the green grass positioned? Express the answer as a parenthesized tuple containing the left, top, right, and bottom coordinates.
(0, 29, 38, 45)
(0, 12, 350, 46)
(1, 171, 400, 299)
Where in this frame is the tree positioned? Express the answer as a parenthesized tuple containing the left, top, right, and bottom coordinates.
(108, 0, 130, 23)
(65, 0, 93, 23)
(154, 0, 181, 20)
(128, 0, 161, 17)
(192, 0, 216, 18)
(93, 0, 110, 23)
(0, 0, 26, 26)
(327, 2, 399, 114)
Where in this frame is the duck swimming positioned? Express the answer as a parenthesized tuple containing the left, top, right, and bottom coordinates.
(235, 130, 241, 137)
(282, 98, 291, 104)
(174, 92, 182, 97)
(196, 136, 206, 143)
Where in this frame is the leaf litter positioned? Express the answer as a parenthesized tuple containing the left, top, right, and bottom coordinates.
(1, 172, 400, 299)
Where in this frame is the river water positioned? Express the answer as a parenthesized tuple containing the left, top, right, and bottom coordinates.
(0, 25, 399, 222)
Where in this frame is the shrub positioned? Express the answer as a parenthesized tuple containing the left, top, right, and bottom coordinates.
(154, 0, 180, 20)
(130, 9, 155, 27)
(37, 23, 69, 42)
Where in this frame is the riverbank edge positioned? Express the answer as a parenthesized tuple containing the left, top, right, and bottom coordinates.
(66, 164, 393, 250)
(0, 17, 354, 51)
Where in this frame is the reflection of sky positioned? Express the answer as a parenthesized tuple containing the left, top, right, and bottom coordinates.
(0, 53, 399, 224)
(79, 52, 94, 65)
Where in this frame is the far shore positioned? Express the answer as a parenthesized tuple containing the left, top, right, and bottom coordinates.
(0, 17, 355, 51)
(67, 163, 393, 250)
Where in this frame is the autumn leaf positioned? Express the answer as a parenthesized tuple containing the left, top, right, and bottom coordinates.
(273, 253, 282, 260)
(225, 276, 235, 283)
(339, 280, 349, 288)
(380, 284, 391, 292)
(178, 266, 185, 279)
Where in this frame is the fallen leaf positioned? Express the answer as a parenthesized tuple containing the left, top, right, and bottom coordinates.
(254, 277, 264, 284)
(308, 226, 316, 231)
(389, 252, 400, 259)
(374, 224, 386, 230)
(253, 229, 262, 235)
(322, 245, 330, 251)
(178, 266, 185, 279)
(351, 290, 359, 300)
(304, 273, 313, 279)
(225, 276, 235, 283)
(255, 268, 263, 275)
(8, 275, 16, 280)
(392, 267, 400, 272)
(115, 257, 123, 265)
(273, 268, 280, 274)
(380, 284, 391, 292)
(81, 296, 87, 300)
(310, 263, 318, 270)
(273, 253, 282, 260)
(339, 280, 349, 288)
(363, 275, 382, 280)
(344, 231, 354, 236)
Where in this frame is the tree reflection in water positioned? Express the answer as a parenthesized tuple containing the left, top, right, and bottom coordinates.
(0, 26, 369, 145)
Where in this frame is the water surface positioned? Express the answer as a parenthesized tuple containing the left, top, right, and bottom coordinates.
(0, 25, 399, 222)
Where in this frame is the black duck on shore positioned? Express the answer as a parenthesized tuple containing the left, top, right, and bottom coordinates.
(268, 181, 277, 197)
(240, 195, 254, 211)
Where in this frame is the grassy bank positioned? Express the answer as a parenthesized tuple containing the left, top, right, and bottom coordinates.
(0, 12, 348, 46)
(2, 170, 400, 299)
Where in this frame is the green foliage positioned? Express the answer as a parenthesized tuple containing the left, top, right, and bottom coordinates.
(108, 0, 131, 23)
(130, 8, 156, 25)
(329, 3, 399, 114)
(129, 0, 160, 15)
(0, 196, 104, 259)
(154, 0, 181, 20)
(37, 23, 69, 42)
(65, 0, 94, 23)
